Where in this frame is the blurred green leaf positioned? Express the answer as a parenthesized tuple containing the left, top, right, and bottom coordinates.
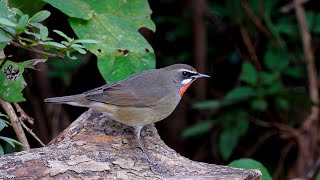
(260, 72, 278, 85)
(283, 66, 305, 78)
(0, 17, 16, 27)
(229, 158, 272, 180)
(0, 119, 8, 132)
(224, 86, 254, 102)
(264, 46, 290, 71)
(9, 0, 46, 16)
(16, 14, 29, 34)
(219, 113, 249, 160)
(182, 120, 214, 138)
(0, 136, 22, 148)
(193, 100, 221, 110)
(53, 30, 71, 42)
(0, 29, 12, 42)
(0, 144, 3, 155)
(29, 10, 50, 23)
(275, 97, 289, 111)
(250, 99, 268, 111)
(44, 0, 93, 20)
(241, 61, 257, 85)
(314, 14, 320, 33)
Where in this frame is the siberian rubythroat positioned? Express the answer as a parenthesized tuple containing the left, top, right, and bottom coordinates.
(45, 64, 210, 162)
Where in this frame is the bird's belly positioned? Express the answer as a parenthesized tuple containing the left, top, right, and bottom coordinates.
(90, 95, 179, 126)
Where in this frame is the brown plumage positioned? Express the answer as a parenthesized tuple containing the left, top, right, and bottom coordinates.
(45, 64, 210, 163)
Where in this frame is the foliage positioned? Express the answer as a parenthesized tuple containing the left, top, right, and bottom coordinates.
(44, 0, 156, 83)
(229, 158, 272, 180)
(0, 113, 22, 155)
(180, 0, 318, 177)
(0, 1, 97, 102)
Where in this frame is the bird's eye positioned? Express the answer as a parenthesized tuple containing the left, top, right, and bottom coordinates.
(182, 71, 189, 77)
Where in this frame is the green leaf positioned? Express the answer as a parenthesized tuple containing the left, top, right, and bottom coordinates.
(0, 17, 16, 27)
(44, 0, 93, 20)
(260, 72, 278, 85)
(224, 86, 255, 102)
(53, 30, 71, 41)
(0, 59, 45, 102)
(275, 97, 289, 111)
(9, 0, 46, 16)
(70, 11, 155, 82)
(182, 120, 213, 138)
(193, 100, 221, 110)
(0, 119, 8, 132)
(229, 158, 272, 180)
(40, 26, 49, 40)
(264, 46, 290, 71)
(73, 39, 98, 44)
(0, 29, 12, 42)
(0, 144, 3, 155)
(29, 10, 50, 23)
(0, 136, 18, 148)
(219, 113, 249, 160)
(250, 99, 268, 111)
(314, 14, 320, 33)
(241, 61, 257, 85)
(16, 14, 29, 34)
(73, 47, 86, 54)
(43, 41, 66, 49)
(283, 66, 305, 78)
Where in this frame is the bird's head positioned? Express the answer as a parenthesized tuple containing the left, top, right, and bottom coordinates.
(162, 64, 210, 96)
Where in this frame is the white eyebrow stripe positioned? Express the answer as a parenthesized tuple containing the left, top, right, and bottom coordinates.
(177, 69, 198, 73)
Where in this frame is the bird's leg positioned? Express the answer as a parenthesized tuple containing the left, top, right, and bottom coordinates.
(133, 125, 153, 163)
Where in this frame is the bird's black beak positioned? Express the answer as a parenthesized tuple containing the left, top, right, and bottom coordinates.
(192, 73, 210, 79)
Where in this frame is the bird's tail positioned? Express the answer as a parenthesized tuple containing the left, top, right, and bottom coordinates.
(44, 94, 87, 107)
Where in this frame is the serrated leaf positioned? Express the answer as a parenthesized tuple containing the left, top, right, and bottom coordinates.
(70, 11, 155, 82)
(229, 158, 272, 180)
(44, 0, 93, 20)
(29, 10, 50, 23)
(182, 120, 213, 138)
(241, 61, 257, 85)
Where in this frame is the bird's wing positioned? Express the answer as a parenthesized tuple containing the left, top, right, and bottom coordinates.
(84, 83, 157, 108)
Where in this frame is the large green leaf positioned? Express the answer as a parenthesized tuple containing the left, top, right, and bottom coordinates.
(69, 0, 156, 83)
(0, 59, 45, 102)
(43, 0, 93, 20)
(229, 158, 272, 180)
(9, 0, 46, 16)
(224, 86, 255, 102)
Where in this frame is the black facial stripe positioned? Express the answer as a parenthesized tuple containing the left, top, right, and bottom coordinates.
(182, 71, 198, 78)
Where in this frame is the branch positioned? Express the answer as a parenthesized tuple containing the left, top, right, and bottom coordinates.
(14, 103, 34, 125)
(0, 110, 261, 179)
(0, 98, 30, 150)
(19, 119, 45, 147)
(9, 41, 64, 59)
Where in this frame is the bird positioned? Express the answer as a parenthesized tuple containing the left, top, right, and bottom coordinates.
(45, 64, 210, 163)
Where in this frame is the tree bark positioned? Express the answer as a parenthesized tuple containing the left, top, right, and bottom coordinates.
(0, 110, 261, 179)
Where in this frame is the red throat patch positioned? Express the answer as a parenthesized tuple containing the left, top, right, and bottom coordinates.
(179, 80, 195, 96)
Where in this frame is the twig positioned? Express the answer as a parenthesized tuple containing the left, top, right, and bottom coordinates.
(9, 41, 64, 59)
(0, 98, 30, 150)
(273, 141, 295, 180)
(19, 119, 45, 147)
(307, 157, 320, 179)
(280, 0, 309, 13)
(244, 131, 277, 157)
(13, 103, 34, 125)
(241, 0, 280, 48)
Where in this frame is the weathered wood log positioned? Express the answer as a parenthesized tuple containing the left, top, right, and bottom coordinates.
(0, 110, 261, 179)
